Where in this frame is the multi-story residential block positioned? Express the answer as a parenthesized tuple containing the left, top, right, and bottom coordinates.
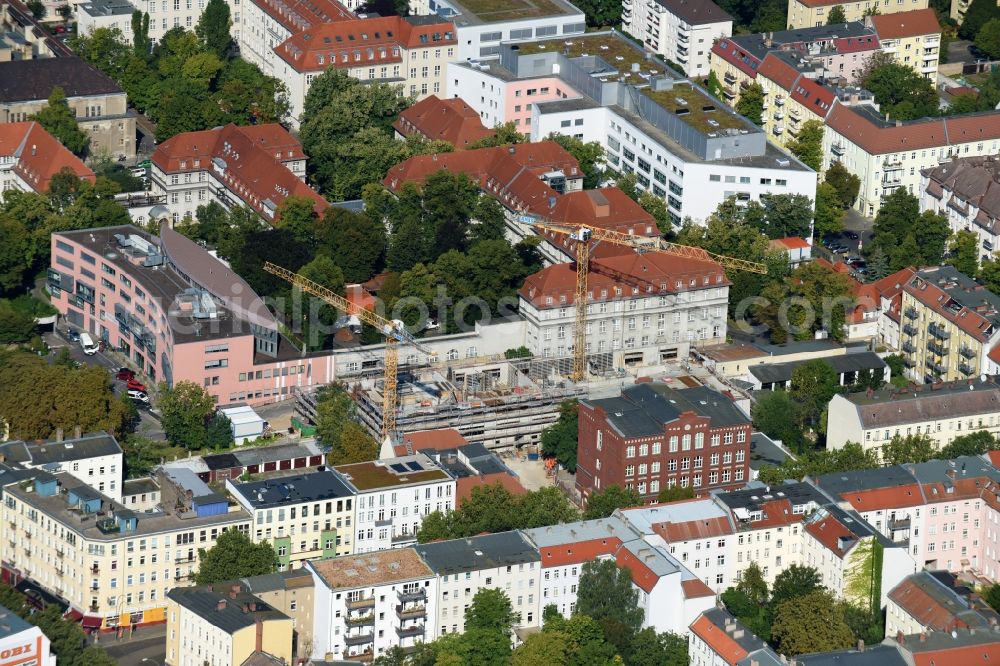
(236, 0, 351, 77)
(689, 607, 774, 666)
(801, 504, 915, 608)
(577, 384, 752, 502)
(48, 224, 335, 408)
(921, 157, 1000, 267)
(165, 582, 293, 666)
(827, 378, 1000, 454)
(787, 0, 928, 29)
(875, 267, 918, 351)
(0, 57, 135, 159)
(77, 0, 209, 45)
(823, 105, 1000, 217)
(334, 454, 455, 553)
(885, 570, 1000, 638)
(895, 267, 1000, 383)
(0, 429, 124, 501)
(238, 570, 315, 662)
(1, 471, 251, 631)
(392, 94, 495, 149)
(622, 0, 733, 77)
(868, 9, 941, 80)
(149, 123, 326, 224)
(307, 548, 437, 662)
(227, 470, 356, 568)
(949, 0, 997, 23)
(448, 32, 817, 224)
(0, 604, 56, 666)
(422, 0, 585, 62)
(270, 15, 459, 126)
(0, 121, 94, 194)
(415, 531, 541, 635)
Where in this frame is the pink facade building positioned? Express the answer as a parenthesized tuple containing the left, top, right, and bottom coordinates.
(49, 224, 335, 406)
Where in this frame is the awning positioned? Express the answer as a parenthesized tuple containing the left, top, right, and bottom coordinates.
(63, 608, 83, 622)
(82, 616, 103, 629)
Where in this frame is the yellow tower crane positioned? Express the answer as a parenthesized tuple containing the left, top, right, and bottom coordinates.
(263, 261, 435, 441)
(526, 220, 768, 382)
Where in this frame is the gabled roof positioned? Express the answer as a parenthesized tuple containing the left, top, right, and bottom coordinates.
(0, 56, 122, 102)
(0, 121, 94, 192)
(691, 608, 769, 665)
(828, 105, 1000, 155)
(247, 0, 352, 34)
(889, 571, 1000, 633)
(392, 95, 494, 149)
(758, 52, 801, 92)
(152, 123, 326, 219)
(870, 8, 940, 40)
(922, 158, 1000, 235)
(166, 585, 289, 634)
(903, 267, 1000, 341)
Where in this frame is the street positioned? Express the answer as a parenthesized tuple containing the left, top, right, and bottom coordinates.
(94, 624, 166, 666)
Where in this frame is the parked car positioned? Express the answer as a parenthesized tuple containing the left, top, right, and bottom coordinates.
(115, 368, 136, 381)
(79, 332, 100, 355)
(846, 232, 859, 240)
(126, 378, 147, 392)
(66, 329, 80, 343)
(127, 389, 150, 404)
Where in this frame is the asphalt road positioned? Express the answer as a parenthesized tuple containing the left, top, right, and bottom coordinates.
(95, 625, 166, 666)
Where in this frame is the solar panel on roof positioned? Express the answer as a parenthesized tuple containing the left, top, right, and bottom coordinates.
(390, 463, 408, 473)
(406, 462, 423, 472)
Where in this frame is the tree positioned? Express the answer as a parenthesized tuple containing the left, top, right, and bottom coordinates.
(861, 62, 938, 121)
(872, 189, 949, 270)
(584, 485, 641, 519)
(772, 590, 856, 656)
(0, 300, 37, 344)
(131, 10, 151, 57)
(616, 172, 639, 202)
(824, 162, 861, 209)
(541, 400, 579, 473)
(31, 87, 89, 157)
(758, 193, 815, 239)
(196, 0, 232, 57)
(275, 195, 319, 242)
(26, 0, 44, 18)
(315, 383, 378, 463)
(982, 254, 1000, 294)
(625, 629, 688, 666)
(960, 0, 1000, 40)
(657, 485, 695, 503)
(788, 120, 824, 171)
(770, 565, 822, 608)
(880, 433, 937, 465)
(737, 562, 770, 606)
(940, 431, 998, 458)
(548, 134, 605, 188)
(572, 0, 621, 26)
(985, 583, 1000, 613)
(639, 190, 671, 235)
(976, 18, 1000, 58)
(752, 390, 806, 453)
(519, 486, 580, 528)
(576, 559, 644, 636)
(469, 122, 525, 148)
(735, 83, 766, 126)
(511, 631, 570, 666)
(195, 528, 277, 584)
(465, 588, 520, 636)
(947, 229, 980, 275)
(159, 380, 217, 449)
(705, 71, 723, 98)
(814, 182, 845, 239)
(790, 360, 839, 430)
(205, 411, 234, 449)
(316, 207, 386, 282)
(827, 4, 847, 23)
(754, 261, 855, 344)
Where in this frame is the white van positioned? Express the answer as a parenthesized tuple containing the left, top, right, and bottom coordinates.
(79, 332, 100, 355)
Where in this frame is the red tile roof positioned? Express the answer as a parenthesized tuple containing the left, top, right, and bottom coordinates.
(392, 95, 495, 149)
(790, 75, 835, 119)
(749, 498, 804, 529)
(653, 516, 733, 542)
(151, 123, 327, 219)
(870, 9, 940, 40)
(903, 273, 996, 342)
(873, 267, 918, 301)
(987, 451, 1000, 468)
(537, 537, 622, 567)
(394, 428, 469, 457)
(827, 105, 1000, 155)
(690, 614, 750, 665)
(711, 40, 762, 79)
(770, 236, 810, 250)
(911, 642, 1000, 666)
(0, 121, 94, 192)
(682, 578, 716, 599)
(248, 0, 353, 35)
(840, 484, 925, 511)
(456, 473, 527, 503)
(276, 15, 456, 73)
(888, 577, 967, 632)
(614, 546, 659, 593)
(758, 53, 801, 91)
(805, 513, 858, 559)
(520, 248, 728, 309)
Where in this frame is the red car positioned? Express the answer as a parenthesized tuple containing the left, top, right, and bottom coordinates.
(126, 378, 147, 392)
(115, 368, 135, 381)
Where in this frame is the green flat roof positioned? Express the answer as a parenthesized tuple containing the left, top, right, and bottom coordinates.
(516, 34, 666, 79)
(642, 83, 746, 134)
(449, 0, 572, 22)
(336, 461, 449, 492)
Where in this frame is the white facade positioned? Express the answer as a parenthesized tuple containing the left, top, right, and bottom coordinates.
(432, 560, 541, 635)
(76, 0, 225, 44)
(622, 0, 732, 77)
(1, 432, 126, 502)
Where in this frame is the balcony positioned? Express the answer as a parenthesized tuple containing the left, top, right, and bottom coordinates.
(22, 530, 31, 540)
(91, 583, 100, 591)
(396, 604, 427, 620)
(22, 547, 30, 557)
(902, 341, 917, 354)
(55, 548, 64, 558)
(773, 110, 784, 120)
(89, 603, 99, 613)
(396, 625, 425, 639)
(774, 96, 785, 106)
(392, 532, 417, 545)
(960, 346, 976, 359)
(724, 72, 737, 85)
(928, 323, 951, 341)
(927, 341, 947, 356)
(772, 126, 784, 136)
(904, 356, 917, 368)
(344, 632, 375, 647)
(397, 588, 427, 603)
(960, 362, 976, 376)
(926, 360, 948, 374)
(831, 143, 845, 157)
(91, 564, 100, 574)
(346, 614, 375, 627)
(7, 521, 15, 531)
(346, 596, 376, 610)
(884, 158, 903, 170)
(677, 32, 689, 43)
(904, 306, 918, 320)
(348, 652, 374, 664)
(55, 567, 64, 577)
(902, 323, 918, 337)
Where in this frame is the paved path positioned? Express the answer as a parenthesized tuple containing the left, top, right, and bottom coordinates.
(94, 624, 166, 666)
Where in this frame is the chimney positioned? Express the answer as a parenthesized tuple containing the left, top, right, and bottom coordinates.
(896, 630, 904, 644)
(56, 428, 64, 442)
(255, 617, 264, 653)
(73, 425, 82, 439)
(946, 468, 956, 480)
(216, 599, 227, 611)
(919, 632, 926, 642)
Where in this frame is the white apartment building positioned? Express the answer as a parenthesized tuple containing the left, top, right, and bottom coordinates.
(0, 121, 95, 196)
(0, 429, 124, 502)
(415, 532, 542, 635)
(622, 0, 733, 77)
(76, 0, 216, 44)
(826, 379, 1000, 455)
(334, 454, 455, 553)
(518, 248, 730, 369)
(921, 157, 1000, 267)
(307, 548, 438, 662)
(226, 469, 356, 568)
(1, 472, 251, 632)
(448, 32, 816, 225)
(690, 608, 776, 666)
